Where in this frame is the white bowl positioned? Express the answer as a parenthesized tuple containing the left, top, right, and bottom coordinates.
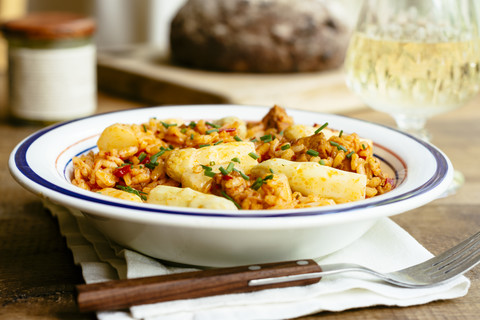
(9, 105, 453, 267)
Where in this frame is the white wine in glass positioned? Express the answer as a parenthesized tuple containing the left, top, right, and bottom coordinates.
(344, 0, 480, 194)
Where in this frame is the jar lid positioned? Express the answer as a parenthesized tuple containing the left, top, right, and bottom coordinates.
(1, 12, 95, 40)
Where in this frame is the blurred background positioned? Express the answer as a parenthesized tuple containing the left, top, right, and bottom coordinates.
(0, 0, 363, 120)
(0, 0, 360, 54)
(0, 0, 187, 68)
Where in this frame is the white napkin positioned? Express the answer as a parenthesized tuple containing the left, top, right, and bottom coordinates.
(44, 201, 470, 320)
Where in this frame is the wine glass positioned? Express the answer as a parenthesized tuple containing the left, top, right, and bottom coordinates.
(344, 0, 480, 195)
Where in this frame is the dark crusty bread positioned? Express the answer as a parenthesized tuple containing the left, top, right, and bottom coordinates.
(169, 0, 351, 73)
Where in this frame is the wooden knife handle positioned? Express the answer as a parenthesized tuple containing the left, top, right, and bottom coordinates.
(76, 259, 322, 312)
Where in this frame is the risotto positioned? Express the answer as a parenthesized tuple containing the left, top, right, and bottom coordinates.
(71, 105, 394, 210)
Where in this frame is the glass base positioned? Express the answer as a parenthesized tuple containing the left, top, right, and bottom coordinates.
(393, 114, 432, 141)
(438, 170, 465, 198)
(392, 113, 463, 197)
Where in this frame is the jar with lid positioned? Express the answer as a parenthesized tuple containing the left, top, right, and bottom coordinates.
(1, 12, 96, 124)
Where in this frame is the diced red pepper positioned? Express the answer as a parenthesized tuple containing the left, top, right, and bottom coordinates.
(113, 165, 131, 177)
(219, 128, 236, 133)
(386, 177, 396, 188)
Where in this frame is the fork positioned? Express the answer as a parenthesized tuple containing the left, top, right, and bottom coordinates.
(251, 230, 480, 288)
(76, 231, 480, 312)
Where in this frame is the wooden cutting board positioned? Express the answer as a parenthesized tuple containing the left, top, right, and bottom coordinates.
(97, 46, 364, 113)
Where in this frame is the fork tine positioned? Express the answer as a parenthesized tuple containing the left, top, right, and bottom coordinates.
(427, 250, 480, 283)
(443, 250, 480, 275)
(428, 231, 480, 268)
(424, 232, 480, 282)
(435, 237, 480, 271)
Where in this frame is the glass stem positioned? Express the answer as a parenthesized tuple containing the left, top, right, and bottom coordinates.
(392, 114, 431, 142)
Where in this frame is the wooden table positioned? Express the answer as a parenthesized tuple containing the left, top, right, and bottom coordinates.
(1, 85, 479, 319)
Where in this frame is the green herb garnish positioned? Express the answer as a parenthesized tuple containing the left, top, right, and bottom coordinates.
(248, 152, 259, 160)
(138, 152, 147, 162)
(314, 122, 328, 134)
(221, 191, 241, 209)
(204, 170, 216, 177)
(206, 128, 219, 134)
(233, 168, 250, 180)
(260, 134, 273, 142)
(161, 121, 177, 129)
(206, 121, 220, 128)
(251, 177, 264, 190)
(329, 141, 348, 152)
(115, 185, 147, 201)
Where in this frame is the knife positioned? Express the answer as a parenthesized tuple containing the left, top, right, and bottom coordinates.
(76, 259, 322, 312)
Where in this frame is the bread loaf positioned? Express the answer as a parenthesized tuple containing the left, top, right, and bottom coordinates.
(169, 0, 351, 73)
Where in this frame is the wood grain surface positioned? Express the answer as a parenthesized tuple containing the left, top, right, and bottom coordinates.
(1, 74, 479, 319)
(97, 46, 363, 114)
(76, 260, 322, 312)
